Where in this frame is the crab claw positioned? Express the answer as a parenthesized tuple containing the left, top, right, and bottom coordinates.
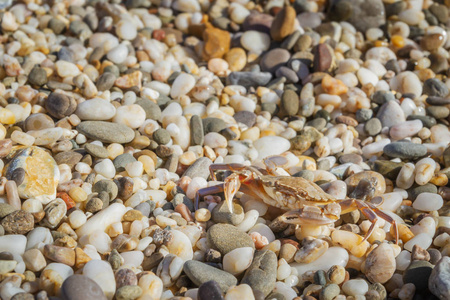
(224, 173, 241, 213)
(279, 206, 337, 226)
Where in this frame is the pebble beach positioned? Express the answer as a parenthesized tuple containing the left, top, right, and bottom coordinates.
(0, 0, 449, 299)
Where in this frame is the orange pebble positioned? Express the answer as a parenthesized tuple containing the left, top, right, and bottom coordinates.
(321, 74, 348, 95)
(391, 35, 405, 48)
(57, 192, 76, 210)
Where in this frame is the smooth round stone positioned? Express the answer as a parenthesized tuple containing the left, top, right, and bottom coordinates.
(166, 230, 193, 261)
(4, 146, 59, 204)
(0, 235, 27, 255)
(389, 120, 423, 140)
(223, 247, 254, 275)
(197, 280, 224, 300)
(96, 72, 116, 91)
(227, 72, 272, 88)
(75, 99, 116, 121)
(253, 136, 291, 160)
(291, 247, 349, 275)
(410, 217, 436, 237)
(413, 193, 443, 211)
(28, 65, 48, 86)
(45, 93, 77, 119)
(404, 233, 433, 252)
(241, 250, 277, 297)
(383, 142, 427, 159)
(170, 73, 195, 98)
(403, 260, 434, 291)
(270, 6, 296, 41)
(107, 44, 128, 64)
(207, 224, 255, 255)
(260, 49, 291, 73)
(365, 243, 396, 284)
(23, 113, 55, 131)
(281, 90, 299, 116)
(113, 104, 146, 129)
(376, 100, 405, 128)
(211, 201, 245, 225)
(55, 60, 81, 78)
(184, 260, 238, 293)
(390, 71, 422, 98)
(83, 260, 116, 299)
(61, 275, 107, 300)
(77, 121, 135, 144)
(233, 111, 257, 128)
(240, 31, 271, 53)
(342, 279, 369, 296)
(136, 98, 162, 121)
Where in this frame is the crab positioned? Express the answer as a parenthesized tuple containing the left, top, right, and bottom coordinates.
(195, 156, 399, 244)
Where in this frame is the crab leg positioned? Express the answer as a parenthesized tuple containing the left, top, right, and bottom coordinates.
(339, 199, 399, 244)
(194, 184, 224, 210)
(209, 164, 247, 180)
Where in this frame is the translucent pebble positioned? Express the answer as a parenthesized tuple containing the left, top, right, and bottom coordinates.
(413, 193, 443, 211)
(125, 161, 144, 177)
(88, 230, 112, 254)
(94, 159, 116, 178)
(83, 260, 116, 299)
(69, 210, 87, 229)
(237, 210, 259, 232)
(170, 73, 196, 99)
(106, 44, 128, 64)
(225, 284, 255, 300)
(404, 233, 433, 251)
(240, 31, 270, 53)
(396, 250, 411, 271)
(371, 192, 403, 212)
(186, 177, 207, 199)
(410, 217, 436, 237)
(113, 104, 146, 129)
(248, 223, 275, 243)
(342, 279, 369, 296)
(272, 281, 300, 299)
(414, 158, 436, 186)
(396, 163, 415, 189)
(223, 247, 254, 275)
(166, 230, 193, 261)
(121, 251, 144, 268)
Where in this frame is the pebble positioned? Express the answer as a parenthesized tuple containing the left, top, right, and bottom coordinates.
(260, 49, 291, 73)
(270, 6, 296, 41)
(207, 224, 254, 255)
(383, 142, 427, 159)
(45, 93, 77, 119)
(365, 243, 396, 284)
(429, 256, 450, 299)
(403, 260, 434, 291)
(241, 250, 277, 297)
(342, 279, 369, 296)
(376, 100, 405, 128)
(77, 121, 135, 144)
(75, 99, 116, 121)
(198, 281, 224, 300)
(5, 146, 59, 204)
(183, 260, 238, 293)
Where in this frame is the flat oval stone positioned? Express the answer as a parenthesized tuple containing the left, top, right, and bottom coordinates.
(260, 49, 290, 73)
(207, 223, 254, 255)
(77, 121, 135, 144)
(383, 142, 427, 159)
(5, 146, 59, 204)
(183, 260, 238, 293)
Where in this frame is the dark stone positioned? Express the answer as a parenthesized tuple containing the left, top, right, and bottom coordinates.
(60, 275, 107, 300)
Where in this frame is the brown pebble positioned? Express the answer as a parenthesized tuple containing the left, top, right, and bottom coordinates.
(115, 268, 138, 288)
(175, 203, 194, 222)
(335, 115, 358, 127)
(411, 244, 430, 262)
(0, 210, 34, 234)
(43, 244, 75, 266)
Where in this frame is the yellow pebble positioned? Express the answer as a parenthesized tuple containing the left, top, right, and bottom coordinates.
(393, 223, 414, 243)
(367, 227, 386, 244)
(240, 127, 260, 141)
(391, 35, 405, 48)
(69, 187, 88, 203)
(430, 173, 448, 186)
(107, 143, 124, 160)
(260, 130, 276, 137)
(0, 108, 16, 125)
(138, 155, 155, 175)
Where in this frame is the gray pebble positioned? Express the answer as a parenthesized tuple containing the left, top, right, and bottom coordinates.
(113, 153, 137, 172)
(227, 72, 272, 88)
(60, 275, 107, 300)
(383, 142, 427, 159)
(183, 157, 212, 180)
(183, 260, 238, 293)
(207, 223, 254, 255)
(364, 118, 382, 136)
(77, 121, 135, 144)
(241, 250, 277, 297)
